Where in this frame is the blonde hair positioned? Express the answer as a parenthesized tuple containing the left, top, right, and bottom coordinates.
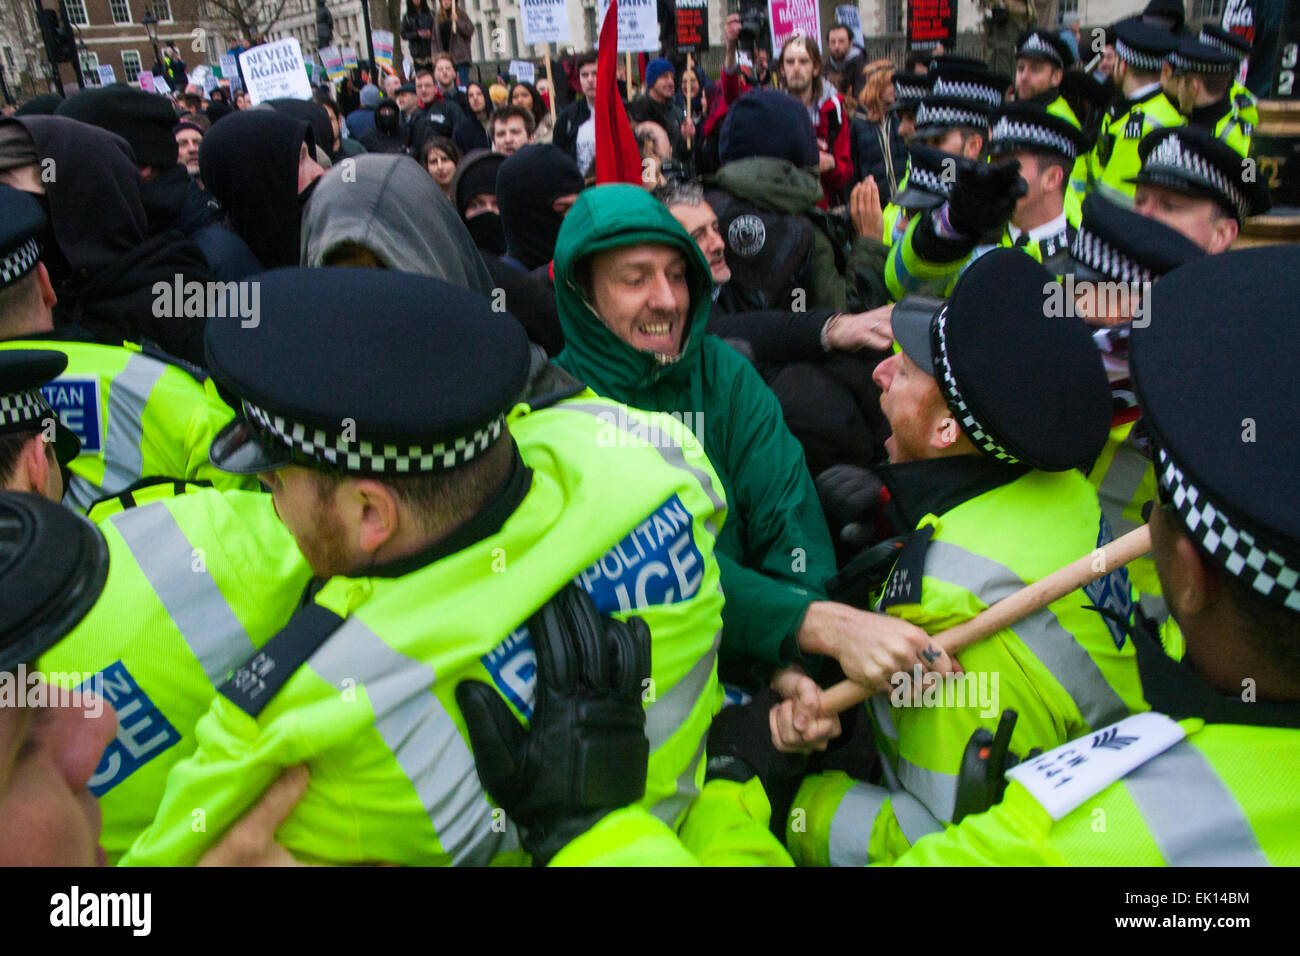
(858, 59, 897, 122)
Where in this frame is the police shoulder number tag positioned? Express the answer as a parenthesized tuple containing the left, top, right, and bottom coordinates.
(1005, 711, 1186, 820)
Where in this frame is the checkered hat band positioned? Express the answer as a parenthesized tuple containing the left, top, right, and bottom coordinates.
(991, 116, 1077, 158)
(242, 400, 505, 474)
(1157, 446, 1300, 613)
(1169, 51, 1235, 73)
(932, 78, 1003, 107)
(1070, 225, 1152, 284)
(896, 81, 929, 100)
(1115, 39, 1165, 71)
(1145, 133, 1248, 221)
(1, 238, 39, 289)
(1018, 34, 1063, 67)
(908, 164, 952, 197)
(1198, 31, 1244, 60)
(0, 387, 53, 431)
(916, 103, 986, 130)
(932, 305, 1018, 464)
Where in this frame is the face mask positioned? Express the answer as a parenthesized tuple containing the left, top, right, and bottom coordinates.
(465, 212, 506, 256)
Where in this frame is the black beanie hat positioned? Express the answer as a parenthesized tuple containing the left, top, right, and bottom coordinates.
(14, 93, 63, 116)
(719, 90, 819, 169)
(453, 149, 507, 218)
(54, 85, 180, 168)
(496, 144, 585, 270)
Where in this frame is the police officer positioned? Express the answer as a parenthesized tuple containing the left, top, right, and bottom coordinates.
(887, 103, 1086, 298)
(1197, 24, 1258, 129)
(122, 268, 730, 866)
(1087, 17, 1183, 209)
(1166, 34, 1251, 156)
(894, 246, 1300, 864)
(889, 70, 932, 142)
(881, 142, 972, 248)
(0, 490, 115, 866)
(1011, 28, 1089, 223)
(0, 350, 81, 498)
(1130, 124, 1271, 254)
(1069, 194, 1206, 620)
(786, 250, 1143, 864)
(0, 185, 257, 511)
(520, 248, 1300, 867)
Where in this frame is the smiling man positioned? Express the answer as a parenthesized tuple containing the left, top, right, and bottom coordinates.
(554, 183, 958, 696)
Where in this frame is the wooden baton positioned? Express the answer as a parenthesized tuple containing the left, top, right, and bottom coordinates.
(818, 524, 1152, 715)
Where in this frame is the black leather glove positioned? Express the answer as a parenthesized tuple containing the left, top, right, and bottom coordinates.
(705, 689, 810, 839)
(456, 582, 652, 865)
(815, 464, 885, 535)
(944, 158, 1027, 243)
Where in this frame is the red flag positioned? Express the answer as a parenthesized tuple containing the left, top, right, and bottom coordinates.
(595, 0, 643, 185)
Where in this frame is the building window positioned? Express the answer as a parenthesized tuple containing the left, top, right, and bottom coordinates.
(153, 0, 172, 21)
(122, 49, 143, 81)
(475, 31, 484, 60)
(110, 0, 132, 24)
(80, 50, 99, 79)
(583, 6, 596, 47)
(1057, 0, 1078, 25)
(885, 0, 903, 34)
(64, 0, 89, 25)
(1194, 0, 1225, 18)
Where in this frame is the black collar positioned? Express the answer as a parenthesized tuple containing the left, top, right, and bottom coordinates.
(361, 444, 533, 579)
(1132, 610, 1300, 729)
(3, 325, 97, 344)
(1189, 97, 1232, 129)
(878, 455, 1029, 532)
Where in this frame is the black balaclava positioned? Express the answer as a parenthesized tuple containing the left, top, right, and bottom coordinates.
(376, 101, 400, 135)
(451, 149, 507, 256)
(199, 109, 314, 270)
(2, 117, 148, 285)
(496, 144, 584, 270)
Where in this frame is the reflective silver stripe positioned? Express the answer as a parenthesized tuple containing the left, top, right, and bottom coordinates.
(112, 503, 254, 684)
(1095, 179, 1136, 210)
(1124, 739, 1269, 866)
(890, 790, 945, 845)
(645, 626, 720, 823)
(65, 473, 102, 512)
(1097, 438, 1150, 536)
(870, 693, 898, 741)
(561, 401, 725, 538)
(925, 539, 1129, 729)
(307, 616, 519, 865)
(651, 730, 707, 827)
(646, 627, 720, 751)
(897, 753, 958, 823)
(829, 782, 889, 867)
(101, 353, 167, 496)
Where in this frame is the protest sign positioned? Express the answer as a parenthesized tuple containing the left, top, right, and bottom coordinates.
(239, 37, 313, 103)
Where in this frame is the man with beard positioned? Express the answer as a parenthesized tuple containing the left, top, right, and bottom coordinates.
(777, 34, 851, 208)
(122, 267, 732, 866)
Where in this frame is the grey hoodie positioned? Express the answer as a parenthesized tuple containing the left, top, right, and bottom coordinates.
(300, 153, 494, 295)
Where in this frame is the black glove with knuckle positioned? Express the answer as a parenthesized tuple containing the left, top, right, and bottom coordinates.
(456, 582, 652, 865)
(914, 158, 1028, 262)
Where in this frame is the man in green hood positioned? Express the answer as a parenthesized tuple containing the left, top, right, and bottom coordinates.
(553, 184, 956, 694)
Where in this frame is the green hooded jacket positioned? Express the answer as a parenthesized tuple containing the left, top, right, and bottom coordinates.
(553, 183, 836, 671)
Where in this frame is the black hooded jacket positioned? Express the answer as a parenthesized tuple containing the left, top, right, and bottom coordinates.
(199, 110, 315, 271)
(5, 116, 213, 365)
(496, 144, 584, 271)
